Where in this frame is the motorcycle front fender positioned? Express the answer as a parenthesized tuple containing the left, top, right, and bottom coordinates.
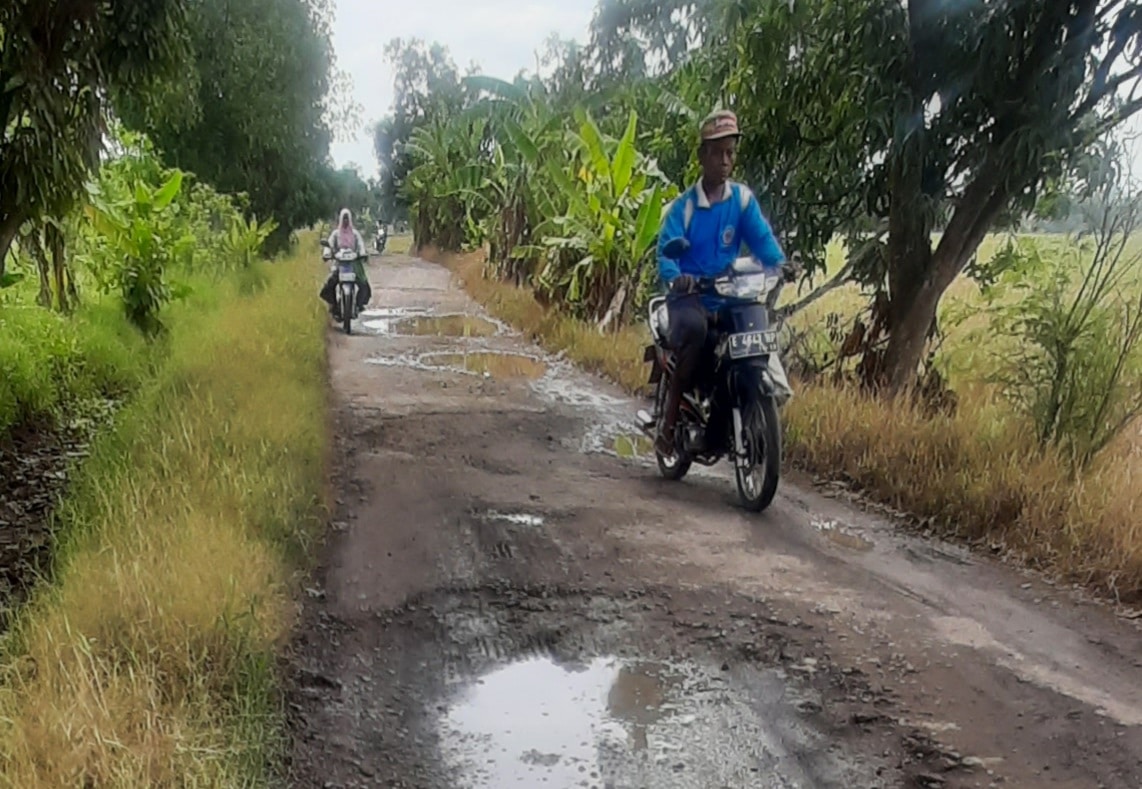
(727, 358, 775, 407)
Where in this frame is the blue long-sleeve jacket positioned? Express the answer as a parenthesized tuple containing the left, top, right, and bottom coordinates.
(658, 181, 785, 309)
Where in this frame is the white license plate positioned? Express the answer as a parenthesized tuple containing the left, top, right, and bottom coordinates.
(338, 270, 356, 282)
(728, 330, 778, 359)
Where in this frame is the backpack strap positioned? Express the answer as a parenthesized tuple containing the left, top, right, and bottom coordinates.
(664, 187, 698, 234)
(671, 184, 751, 234)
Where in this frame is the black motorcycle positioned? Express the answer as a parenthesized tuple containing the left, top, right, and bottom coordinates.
(636, 237, 787, 512)
(374, 224, 388, 254)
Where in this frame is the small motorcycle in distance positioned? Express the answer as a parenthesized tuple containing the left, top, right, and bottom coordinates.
(374, 223, 388, 254)
(321, 240, 362, 335)
(636, 237, 789, 512)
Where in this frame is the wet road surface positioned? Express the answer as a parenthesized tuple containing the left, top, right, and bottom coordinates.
(286, 253, 1142, 788)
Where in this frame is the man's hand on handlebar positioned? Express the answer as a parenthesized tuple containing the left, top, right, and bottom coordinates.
(781, 255, 804, 283)
(670, 274, 698, 295)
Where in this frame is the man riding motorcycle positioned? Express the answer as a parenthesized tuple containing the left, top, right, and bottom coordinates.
(320, 208, 371, 318)
(655, 110, 787, 457)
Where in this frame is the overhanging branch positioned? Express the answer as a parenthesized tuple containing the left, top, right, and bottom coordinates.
(776, 259, 856, 322)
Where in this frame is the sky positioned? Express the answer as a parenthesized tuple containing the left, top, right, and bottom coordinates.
(329, 0, 598, 176)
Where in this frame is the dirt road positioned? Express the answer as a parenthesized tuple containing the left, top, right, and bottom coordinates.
(286, 253, 1142, 788)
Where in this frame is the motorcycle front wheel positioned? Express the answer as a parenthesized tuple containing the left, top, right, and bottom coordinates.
(653, 375, 692, 481)
(735, 396, 781, 512)
(341, 286, 353, 335)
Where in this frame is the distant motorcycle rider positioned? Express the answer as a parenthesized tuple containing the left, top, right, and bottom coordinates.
(655, 110, 787, 457)
(320, 208, 371, 317)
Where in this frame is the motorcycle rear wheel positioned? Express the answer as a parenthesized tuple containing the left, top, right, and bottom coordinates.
(653, 375, 692, 481)
(735, 396, 781, 512)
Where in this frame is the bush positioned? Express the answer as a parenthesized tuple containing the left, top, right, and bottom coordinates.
(0, 302, 147, 434)
(974, 201, 1142, 471)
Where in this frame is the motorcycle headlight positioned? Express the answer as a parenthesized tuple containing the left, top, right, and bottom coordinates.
(714, 273, 769, 299)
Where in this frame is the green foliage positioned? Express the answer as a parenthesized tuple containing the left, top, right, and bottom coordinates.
(591, 0, 1142, 389)
(119, 0, 337, 244)
(87, 171, 186, 334)
(0, 301, 148, 435)
(72, 129, 273, 333)
(374, 39, 474, 223)
(0, 0, 191, 268)
(325, 167, 383, 226)
(977, 223, 1142, 470)
(223, 214, 280, 271)
(537, 109, 676, 319)
(401, 61, 677, 322)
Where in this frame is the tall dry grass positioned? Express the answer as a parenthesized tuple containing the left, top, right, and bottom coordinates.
(0, 249, 327, 785)
(427, 247, 1142, 604)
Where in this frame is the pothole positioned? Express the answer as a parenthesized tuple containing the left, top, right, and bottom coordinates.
(437, 654, 862, 788)
(423, 352, 547, 380)
(289, 589, 918, 788)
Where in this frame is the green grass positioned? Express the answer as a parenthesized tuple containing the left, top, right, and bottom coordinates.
(0, 246, 328, 786)
(386, 232, 414, 255)
(0, 298, 148, 435)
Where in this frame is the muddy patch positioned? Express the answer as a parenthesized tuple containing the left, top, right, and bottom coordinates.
(0, 402, 112, 627)
(365, 350, 548, 381)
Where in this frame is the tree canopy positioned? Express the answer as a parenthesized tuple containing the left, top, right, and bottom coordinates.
(0, 0, 191, 272)
(379, 0, 1142, 391)
(117, 0, 338, 245)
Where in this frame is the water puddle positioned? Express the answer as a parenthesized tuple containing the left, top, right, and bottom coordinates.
(613, 433, 654, 459)
(360, 307, 433, 334)
(364, 312, 501, 338)
(812, 517, 874, 552)
(393, 314, 500, 337)
(483, 511, 545, 527)
(437, 655, 863, 788)
(423, 352, 547, 380)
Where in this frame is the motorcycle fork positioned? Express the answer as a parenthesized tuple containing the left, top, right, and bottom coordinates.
(726, 360, 770, 470)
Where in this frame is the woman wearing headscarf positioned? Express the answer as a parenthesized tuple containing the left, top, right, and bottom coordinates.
(320, 208, 371, 317)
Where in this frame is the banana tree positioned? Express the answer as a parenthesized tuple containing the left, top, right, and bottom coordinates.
(403, 114, 494, 251)
(465, 75, 568, 285)
(86, 170, 188, 334)
(539, 109, 676, 326)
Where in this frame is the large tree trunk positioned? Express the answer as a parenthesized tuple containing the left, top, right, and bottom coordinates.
(47, 222, 71, 312)
(877, 125, 933, 389)
(0, 212, 21, 278)
(882, 165, 1010, 392)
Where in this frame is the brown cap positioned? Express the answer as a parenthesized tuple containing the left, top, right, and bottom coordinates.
(699, 110, 741, 142)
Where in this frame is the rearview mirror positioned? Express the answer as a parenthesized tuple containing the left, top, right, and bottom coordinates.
(662, 237, 690, 260)
(319, 239, 330, 249)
